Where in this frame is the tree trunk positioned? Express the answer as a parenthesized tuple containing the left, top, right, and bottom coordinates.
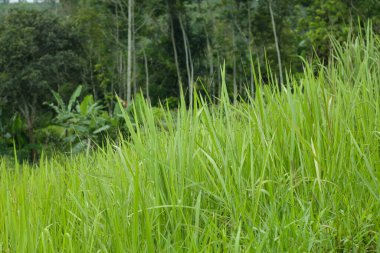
(27, 124, 37, 162)
(178, 14, 194, 105)
(115, 3, 124, 97)
(126, 0, 134, 103)
(248, 2, 254, 96)
(269, 0, 283, 88)
(205, 28, 214, 101)
(132, 5, 138, 97)
(232, 24, 237, 104)
(217, 53, 221, 101)
(20, 102, 38, 163)
(89, 54, 97, 100)
(143, 50, 150, 101)
(168, 7, 182, 95)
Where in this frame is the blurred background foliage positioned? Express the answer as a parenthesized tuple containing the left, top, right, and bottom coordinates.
(0, 0, 379, 161)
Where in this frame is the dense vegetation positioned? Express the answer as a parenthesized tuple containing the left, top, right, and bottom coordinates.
(0, 1, 379, 251)
(0, 29, 379, 251)
(0, 0, 380, 160)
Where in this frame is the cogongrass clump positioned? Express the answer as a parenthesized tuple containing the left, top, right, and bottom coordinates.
(0, 30, 379, 252)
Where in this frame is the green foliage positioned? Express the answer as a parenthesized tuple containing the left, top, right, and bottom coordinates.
(0, 33, 379, 251)
(72, 5, 116, 102)
(0, 8, 86, 160)
(0, 110, 42, 161)
(1, 0, 380, 159)
(0, 9, 84, 111)
(47, 86, 124, 153)
(297, 0, 380, 60)
(0, 111, 25, 154)
(297, 0, 351, 59)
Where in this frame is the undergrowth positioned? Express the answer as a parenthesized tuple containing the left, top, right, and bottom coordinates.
(0, 30, 379, 252)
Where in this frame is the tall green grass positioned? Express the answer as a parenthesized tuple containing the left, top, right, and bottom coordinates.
(0, 31, 379, 252)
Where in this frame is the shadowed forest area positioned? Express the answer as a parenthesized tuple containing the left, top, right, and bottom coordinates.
(0, 0, 379, 160)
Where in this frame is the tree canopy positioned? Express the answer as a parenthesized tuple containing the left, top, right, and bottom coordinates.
(0, 0, 379, 160)
(0, 8, 84, 160)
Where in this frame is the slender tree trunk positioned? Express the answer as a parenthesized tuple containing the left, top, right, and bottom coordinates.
(217, 53, 221, 101)
(233, 28, 237, 104)
(269, 0, 283, 87)
(27, 119, 37, 162)
(132, 6, 137, 97)
(132, 40, 137, 96)
(143, 50, 150, 101)
(110, 80, 115, 114)
(168, 9, 182, 95)
(132, 57, 137, 96)
(178, 14, 193, 105)
(89, 54, 97, 100)
(126, 0, 134, 103)
(203, 0, 212, 99)
(205, 28, 214, 101)
(115, 4, 124, 97)
(20, 101, 37, 162)
(248, 2, 254, 96)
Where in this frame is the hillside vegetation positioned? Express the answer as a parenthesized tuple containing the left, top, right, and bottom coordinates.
(0, 33, 379, 252)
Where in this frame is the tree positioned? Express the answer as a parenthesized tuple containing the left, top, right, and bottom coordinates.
(0, 9, 84, 161)
(268, 0, 283, 87)
(72, 3, 117, 112)
(126, 0, 134, 103)
(297, 0, 350, 60)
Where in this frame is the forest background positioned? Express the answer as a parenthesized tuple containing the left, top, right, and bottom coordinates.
(0, 0, 379, 161)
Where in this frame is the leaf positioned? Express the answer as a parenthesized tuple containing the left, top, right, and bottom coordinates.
(68, 85, 82, 112)
(51, 90, 65, 110)
(93, 125, 110, 134)
(79, 95, 94, 114)
(72, 141, 87, 153)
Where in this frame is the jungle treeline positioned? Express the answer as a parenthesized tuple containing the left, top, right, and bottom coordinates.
(0, 0, 379, 160)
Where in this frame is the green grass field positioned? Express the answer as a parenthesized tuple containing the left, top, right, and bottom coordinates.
(0, 32, 379, 252)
